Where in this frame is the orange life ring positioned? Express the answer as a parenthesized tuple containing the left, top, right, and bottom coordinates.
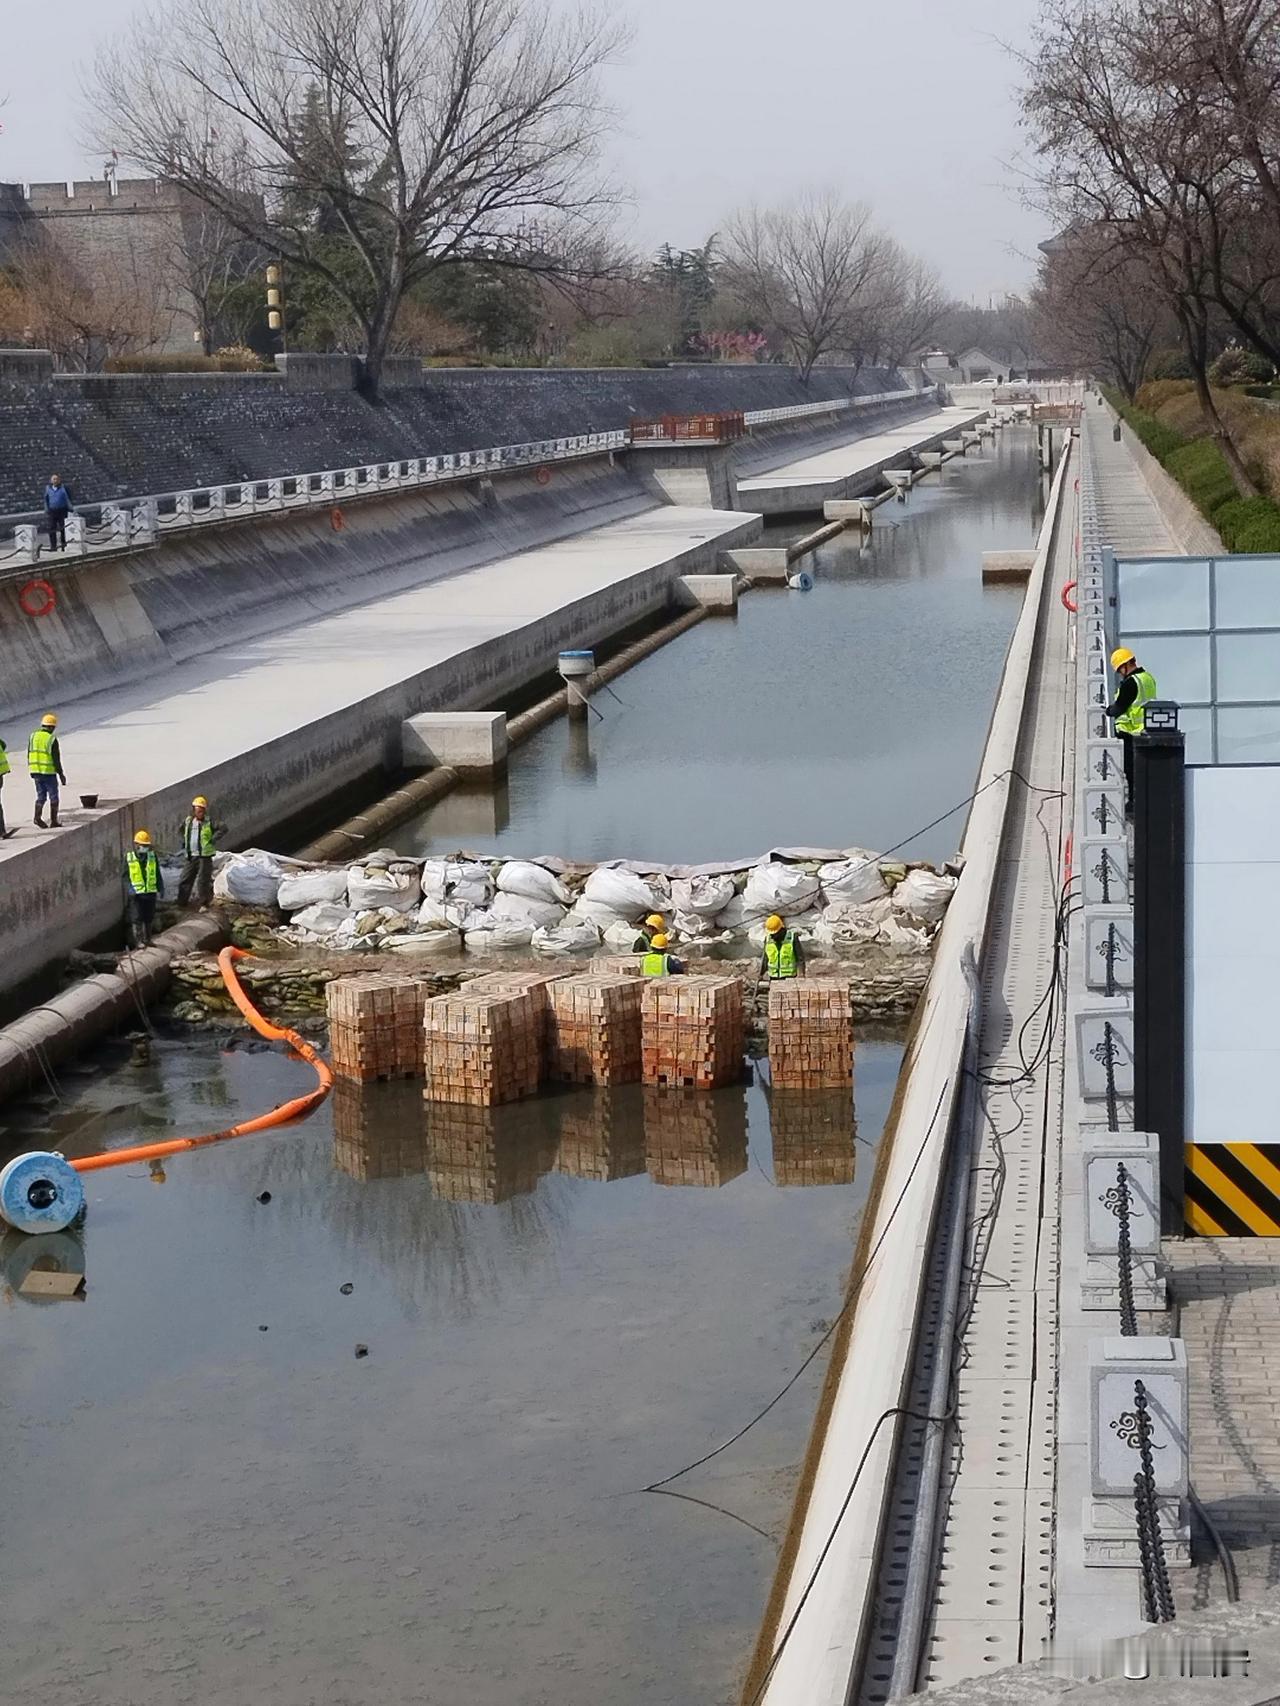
(1060, 580, 1078, 613)
(535, 466, 552, 487)
(330, 506, 346, 531)
(19, 579, 55, 617)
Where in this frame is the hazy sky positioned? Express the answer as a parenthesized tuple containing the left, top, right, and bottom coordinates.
(0, 0, 1045, 303)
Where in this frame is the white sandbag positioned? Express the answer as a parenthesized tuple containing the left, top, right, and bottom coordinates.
(565, 898, 632, 931)
(881, 916, 932, 952)
(581, 866, 664, 921)
(673, 908, 719, 939)
(818, 856, 887, 907)
(490, 891, 566, 930)
(530, 920, 602, 957)
(892, 869, 957, 925)
(383, 928, 462, 958)
(277, 867, 349, 912)
(822, 896, 894, 930)
(495, 860, 571, 906)
(216, 849, 291, 907)
(743, 861, 821, 915)
(418, 895, 469, 930)
(290, 901, 358, 936)
(347, 865, 420, 914)
(714, 894, 753, 933)
(602, 919, 645, 950)
(420, 858, 494, 904)
(670, 874, 736, 918)
(463, 919, 536, 952)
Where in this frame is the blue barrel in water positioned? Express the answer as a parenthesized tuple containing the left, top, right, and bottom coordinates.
(0, 1151, 85, 1234)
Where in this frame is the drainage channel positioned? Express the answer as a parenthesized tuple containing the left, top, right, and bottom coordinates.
(0, 427, 1047, 1706)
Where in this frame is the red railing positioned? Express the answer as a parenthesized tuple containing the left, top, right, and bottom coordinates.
(628, 411, 747, 445)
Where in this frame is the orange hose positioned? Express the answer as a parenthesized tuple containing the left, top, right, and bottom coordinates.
(72, 947, 333, 1174)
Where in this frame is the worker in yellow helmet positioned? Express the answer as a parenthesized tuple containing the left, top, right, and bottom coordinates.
(761, 913, 804, 979)
(0, 731, 11, 839)
(641, 933, 685, 976)
(632, 911, 668, 954)
(177, 794, 224, 908)
(1107, 647, 1157, 812)
(28, 712, 67, 829)
(124, 829, 164, 947)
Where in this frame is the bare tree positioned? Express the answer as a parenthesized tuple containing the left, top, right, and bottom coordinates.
(90, 0, 625, 398)
(868, 245, 946, 369)
(721, 193, 897, 380)
(1021, 0, 1258, 493)
(1033, 229, 1166, 398)
(6, 242, 173, 370)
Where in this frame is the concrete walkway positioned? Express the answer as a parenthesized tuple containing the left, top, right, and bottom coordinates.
(737, 406, 988, 515)
(2, 501, 756, 994)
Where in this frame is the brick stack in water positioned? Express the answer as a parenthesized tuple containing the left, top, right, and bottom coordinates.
(767, 978, 856, 1091)
(425, 1103, 552, 1203)
(643, 1087, 749, 1187)
(641, 975, 745, 1091)
(331, 1078, 429, 1180)
(554, 1087, 646, 1181)
(547, 975, 644, 1086)
(463, 970, 571, 1082)
(770, 1089, 856, 1186)
(422, 990, 539, 1106)
(326, 972, 431, 1083)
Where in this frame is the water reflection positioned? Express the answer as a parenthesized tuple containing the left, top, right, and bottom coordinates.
(554, 1086, 645, 1180)
(768, 1089, 856, 1187)
(561, 718, 598, 780)
(331, 1077, 430, 1180)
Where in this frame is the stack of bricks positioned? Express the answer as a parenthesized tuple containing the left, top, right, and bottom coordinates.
(326, 972, 431, 1082)
(547, 975, 644, 1085)
(331, 1078, 429, 1180)
(424, 1103, 552, 1203)
(641, 975, 745, 1091)
(591, 955, 644, 978)
(462, 969, 571, 1082)
(770, 1090, 856, 1186)
(643, 1088, 749, 1187)
(422, 989, 539, 1106)
(767, 978, 856, 1090)
(554, 1087, 646, 1181)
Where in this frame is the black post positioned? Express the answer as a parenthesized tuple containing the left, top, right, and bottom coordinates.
(1132, 707, 1186, 1234)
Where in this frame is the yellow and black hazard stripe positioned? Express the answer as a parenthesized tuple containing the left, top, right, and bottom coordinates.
(1185, 1142, 1280, 1236)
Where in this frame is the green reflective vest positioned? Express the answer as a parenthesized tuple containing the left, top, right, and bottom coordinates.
(641, 951, 673, 977)
(1116, 668, 1157, 737)
(0, 740, 9, 779)
(182, 815, 217, 857)
(28, 728, 56, 775)
(126, 850, 159, 895)
(765, 931, 799, 978)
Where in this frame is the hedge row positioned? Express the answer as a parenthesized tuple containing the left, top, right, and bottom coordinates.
(1102, 387, 1280, 552)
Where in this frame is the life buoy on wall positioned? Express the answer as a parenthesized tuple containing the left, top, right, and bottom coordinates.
(19, 578, 56, 617)
(1060, 580, 1078, 613)
(535, 466, 552, 487)
(330, 506, 346, 531)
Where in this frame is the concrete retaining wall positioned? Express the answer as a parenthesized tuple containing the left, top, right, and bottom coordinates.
(0, 456, 655, 720)
(0, 362, 906, 513)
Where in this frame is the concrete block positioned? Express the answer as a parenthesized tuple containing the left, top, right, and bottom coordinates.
(722, 547, 789, 583)
(1084, 905, 1135, 993)
(402, 711, 507, 771)
(981, 550, 1034, 582)
(918, 451, 944, 470)
(678, 573, 738, 611)
(1081, 1129, 1160, 1256)
(1089, 1336, 1188, 1498)
(1081, 1256, 1167, 1313)
(1076, 1002, 1134, 1103)
(1080, 837, 1129, 906)
(1081, 782, 1125, 838)
(822, 500, 871, 522)
(1083, 739, 1124, 786)
(1082, 1494, 1191, 1568)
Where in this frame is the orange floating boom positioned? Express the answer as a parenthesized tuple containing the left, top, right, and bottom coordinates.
(71, 947, 333, 1174)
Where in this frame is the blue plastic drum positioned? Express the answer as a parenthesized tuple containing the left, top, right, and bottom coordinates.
(0, 1151, 85, 1234)
(787, 570, 814, 592)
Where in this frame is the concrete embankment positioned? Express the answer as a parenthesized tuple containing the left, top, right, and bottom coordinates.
(0, 499, 758, 1001)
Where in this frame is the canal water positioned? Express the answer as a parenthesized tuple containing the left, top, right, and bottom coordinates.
(400, 427, 1045, 866)
(0, 426, 1044, 1706)
(1, 1032, 900, 1706)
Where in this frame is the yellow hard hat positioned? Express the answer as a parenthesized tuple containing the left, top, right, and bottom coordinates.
(192, 795, 208, 808)
(644, 913, 666, 930)
(765, 914, 785, 933)
(650, 933, 670, 950)
(41, 712, 58, 728)
(1110, 647, 1136, 670)
(133, 829, 153, 846)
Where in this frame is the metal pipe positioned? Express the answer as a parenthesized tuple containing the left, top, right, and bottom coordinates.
(886, 943, 983, 1698)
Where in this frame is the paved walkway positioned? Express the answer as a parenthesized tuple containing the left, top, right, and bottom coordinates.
(738, 406, 987, 513)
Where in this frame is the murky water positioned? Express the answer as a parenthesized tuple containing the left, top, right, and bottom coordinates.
(1, 1031, 899, 1706)
(401, 428, 1045, 866)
